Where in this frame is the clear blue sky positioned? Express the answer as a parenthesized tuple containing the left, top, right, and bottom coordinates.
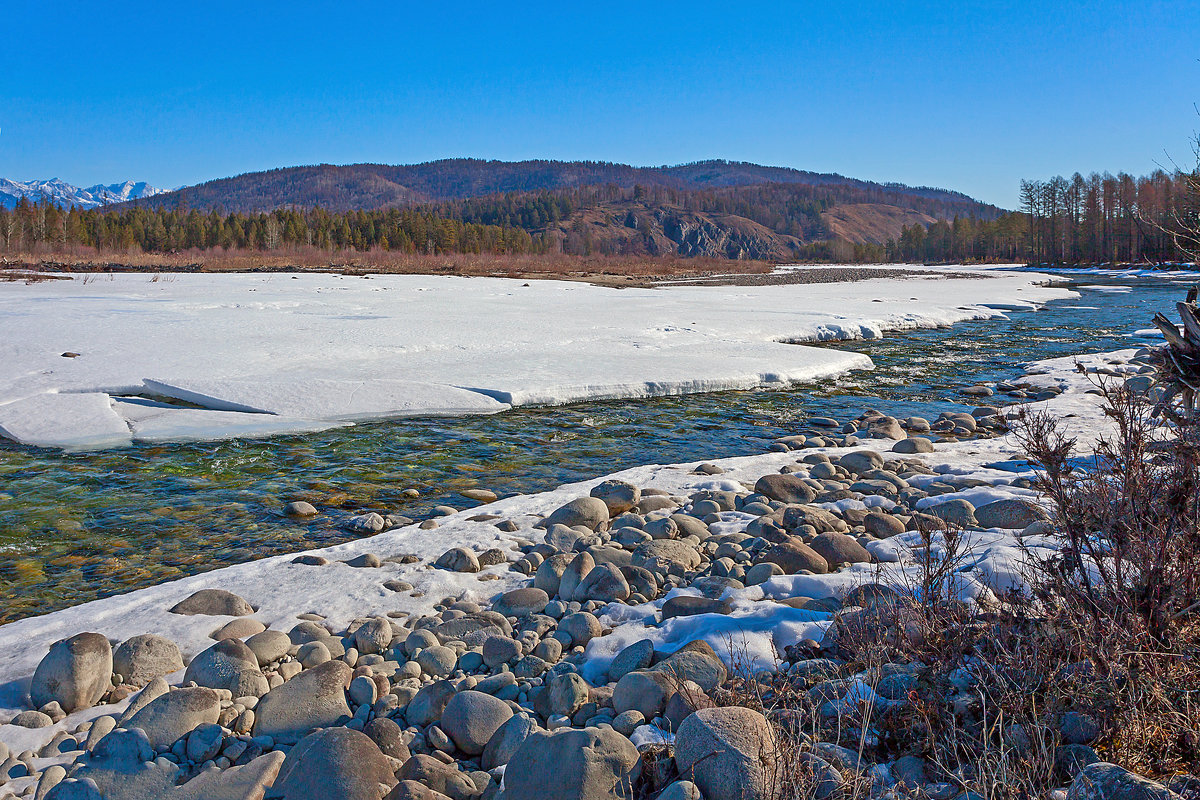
(3, 1, 1198, 207)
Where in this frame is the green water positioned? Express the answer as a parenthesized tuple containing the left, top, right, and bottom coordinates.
(0, 274, 1182, 622)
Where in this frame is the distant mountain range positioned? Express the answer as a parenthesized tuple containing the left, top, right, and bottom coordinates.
(0, 178, 164, 209)
(129, 159, 992, 215)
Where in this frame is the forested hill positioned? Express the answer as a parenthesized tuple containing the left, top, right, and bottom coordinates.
(130, 159, 998, 219)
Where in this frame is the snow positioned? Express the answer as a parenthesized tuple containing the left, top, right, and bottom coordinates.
(0, 347, 1131, 746)
(0, 392, 132, 451)
(0, 266, 1074, 450)
(0, 177, 162, 209)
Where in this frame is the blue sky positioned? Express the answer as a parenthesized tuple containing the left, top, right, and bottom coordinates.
(3, 1, 1198, 207)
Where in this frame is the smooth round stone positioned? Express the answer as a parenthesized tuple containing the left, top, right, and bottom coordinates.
(416, 646, 457, 677)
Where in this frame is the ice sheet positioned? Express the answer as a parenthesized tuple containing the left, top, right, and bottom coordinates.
(0, 392, 132, 450)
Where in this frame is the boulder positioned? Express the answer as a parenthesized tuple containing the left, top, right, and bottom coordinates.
(591, 480, 641, 516)
(435, 547, 480, 573)
(1066, 762, 1177, 800)
(169, 589, 253, 616)
(245, 630, 292, 666)
(675, 707, 779, 800)
(652, 644, 727, 692)
(662, 596, 732, 621)
(31, 632, 113, 713)
(974, 498, 1048, 529)
(493, 587, 550, 618)
(808, 532, 872, 569)
(505, 726, 640, 800)
(112, 635, 183, 689)
(543, 497, 611, 531)
(482, 713, 540, 770)
(396, 755, 477, 800)
(892, 437, 934, 454)
(837, 451, 884, 474)
(441, 690, 514, 755)
(354, 617, 393, 655)
(407, 680, 457, 728)
(364, 717, 411, 762)
(184, 638, 270, 697)
(574, 562, 631, 603)
(558, 552, 595, 601)
(608, 639, 655, 682)
(534, 554, 573, 596)
(124, 686, 220, 748)
(760, 539, 828, 575)
(253, 660, 353, 744)
(631, 540, 702, 571)
(613, 670, 676, 718)
(267, 727, 396, 800)
(753, 474, 816, 505)
(927, 498, 977, 529)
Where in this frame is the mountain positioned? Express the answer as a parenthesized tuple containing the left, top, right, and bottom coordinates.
(130, 159, 996, 217)
(0, 178, 164, 209)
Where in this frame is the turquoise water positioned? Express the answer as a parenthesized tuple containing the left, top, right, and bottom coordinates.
(0, 273, 1185, 622)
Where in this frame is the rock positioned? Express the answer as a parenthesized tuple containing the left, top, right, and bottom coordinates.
(441, 690, 514, 755)
(653, 645, 727, 692)
(364, 717, 411, 761)
(269, 727, 396, 800)
(974, 498, 1048, 529)
(493, 587, 550, 617)
(574, 562, 630, 603)
(211, 618, 267, 640)
(675, 707, 779, 800)
(927, 499, 977, 529)
(386, 782, 454, 800)
(111, 635, 183, 689)
(285, 500, 318, 517)
(505, 726, 641, 800)
(549, 672, 590, 717)
(631, 540, 702, 570)
(463, 488, 498, 503)
(436, 547, 480, 573)
(72, 727, 181, 800)
(185, 722, 224, 763)
(169, 588, 254, 616)
(397, 754, 477, 800)
(31, 632, 113, 713)
(662, 596, 732, 621)
(760, 539, 829, 574)
(867, 417, 906, 439)
(558, 551, 595, 600)
(864, 512, 905, 538)
(344, 553, 381, 568)
(753, 474, 816, 504)
(659, 781, 703, 800)
(297, 641, 332, 668)
(808, 532, 872, 568)
(544, 496, 611, 531)
(1056, 744, 1101, 780)
(349, 674, 378, 706)
(558, 612, 603, 647)
(345, 512, 386, 533)
(185, 638, 270, 697)
(44, 779, 105, 800)
(782, 505, 848, 533)
(892, 437, 934, 454)
(837, 451, 884, 474)
(11, 710, 53, 727)
(744, 562, 784, 586)
(591, 480, 641, 516)
(608, 639, 655, 682)
(124, 686, 221, 748)
(416, 645, 458, 677)
(1059, 711, 1101, 745)
(253, 660, 353, 744)
(613, 670, 676, 718)
(407, 680, 457, 727)
(173, 751, 286, 800)
(1066, 762, 1177, 800)
(246, 630, 292, 666)
(354, 617, 393, 655)
(534, 554, 573, 596)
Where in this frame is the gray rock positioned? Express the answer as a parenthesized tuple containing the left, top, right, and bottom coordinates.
(436, 547, 480, 573)
(549, 672, 590, 717)
(760, 539, 829, 574)
(534, 554, 573, 596)
(125, 686, 220, 748)
(608, 639, 655, 682)
(927, 498, 977, 529)
(169, 589, 254, 616)
(659, 780, 703, 800)
(354, 616, 393, 655)
(837, 451, 884, 474)
(652, 645, 727, 692)
(416, 645, 458, 677)
(754, 473, 816, 504)
(662, 596, 732, 621)
(493, 587, 550, 618)
(482, 635, 522, 668)
(184, 638, 269, 697)
(268, 727, 397, 800)
(111, 634, 183, 689)
(1060, 711, 1101, 745)
(1066, 762, 1177, 800)
(558, 612, 603, 647)
(543, 497, 611, 531)
(44, 779, 105, 800)
(407, 680, 457, 727)
(591, 480, 641, 516)
(11, 710, 53, 728)
(558, 551, 595, 600)
(675, 707, 779, 800)
(210, 617, 267, 639)
(808, 532, 872, 568)
(245, 630, 292, 667)
(396, 754, 477, 800)
(253, 660, 353, 744)
(864, 512, 905, 538)
(631, 540, 702, 571)
(344, 552, 381, 568)
(482, 713, 540, 770)
(893, 437, 934, 454)
(31, 632, 113, 713)
(1056, 744, 1101, 780)
(285, 501, 318, 517)
(441, 690, 514, 755)
(974, 498, 1048, 529)
(613, 670, 675, 718)
(574, 562, 630, 603)
(185, 722, 224, 763)
(364, 717, 411, 761)
(505, 726, 640, 800)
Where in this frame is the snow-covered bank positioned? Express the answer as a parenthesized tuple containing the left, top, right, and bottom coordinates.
(0, 266, 1073, 449)
(0, 347, 1124, 737)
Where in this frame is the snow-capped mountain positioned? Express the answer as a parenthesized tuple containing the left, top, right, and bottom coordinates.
(0, 178, 165, 209)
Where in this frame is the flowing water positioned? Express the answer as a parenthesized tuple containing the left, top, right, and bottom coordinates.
(0, 273, 1188, 622)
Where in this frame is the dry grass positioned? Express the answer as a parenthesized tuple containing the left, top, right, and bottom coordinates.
(0, 246, 774, 286)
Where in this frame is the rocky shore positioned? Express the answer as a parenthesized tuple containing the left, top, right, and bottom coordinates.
(0, 347, 1193, 800)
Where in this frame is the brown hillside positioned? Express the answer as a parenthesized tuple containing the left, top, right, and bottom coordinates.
(821, 203, 937, 244)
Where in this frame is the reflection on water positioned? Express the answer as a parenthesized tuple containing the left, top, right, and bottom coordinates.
(0, 275, 1182, 621)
